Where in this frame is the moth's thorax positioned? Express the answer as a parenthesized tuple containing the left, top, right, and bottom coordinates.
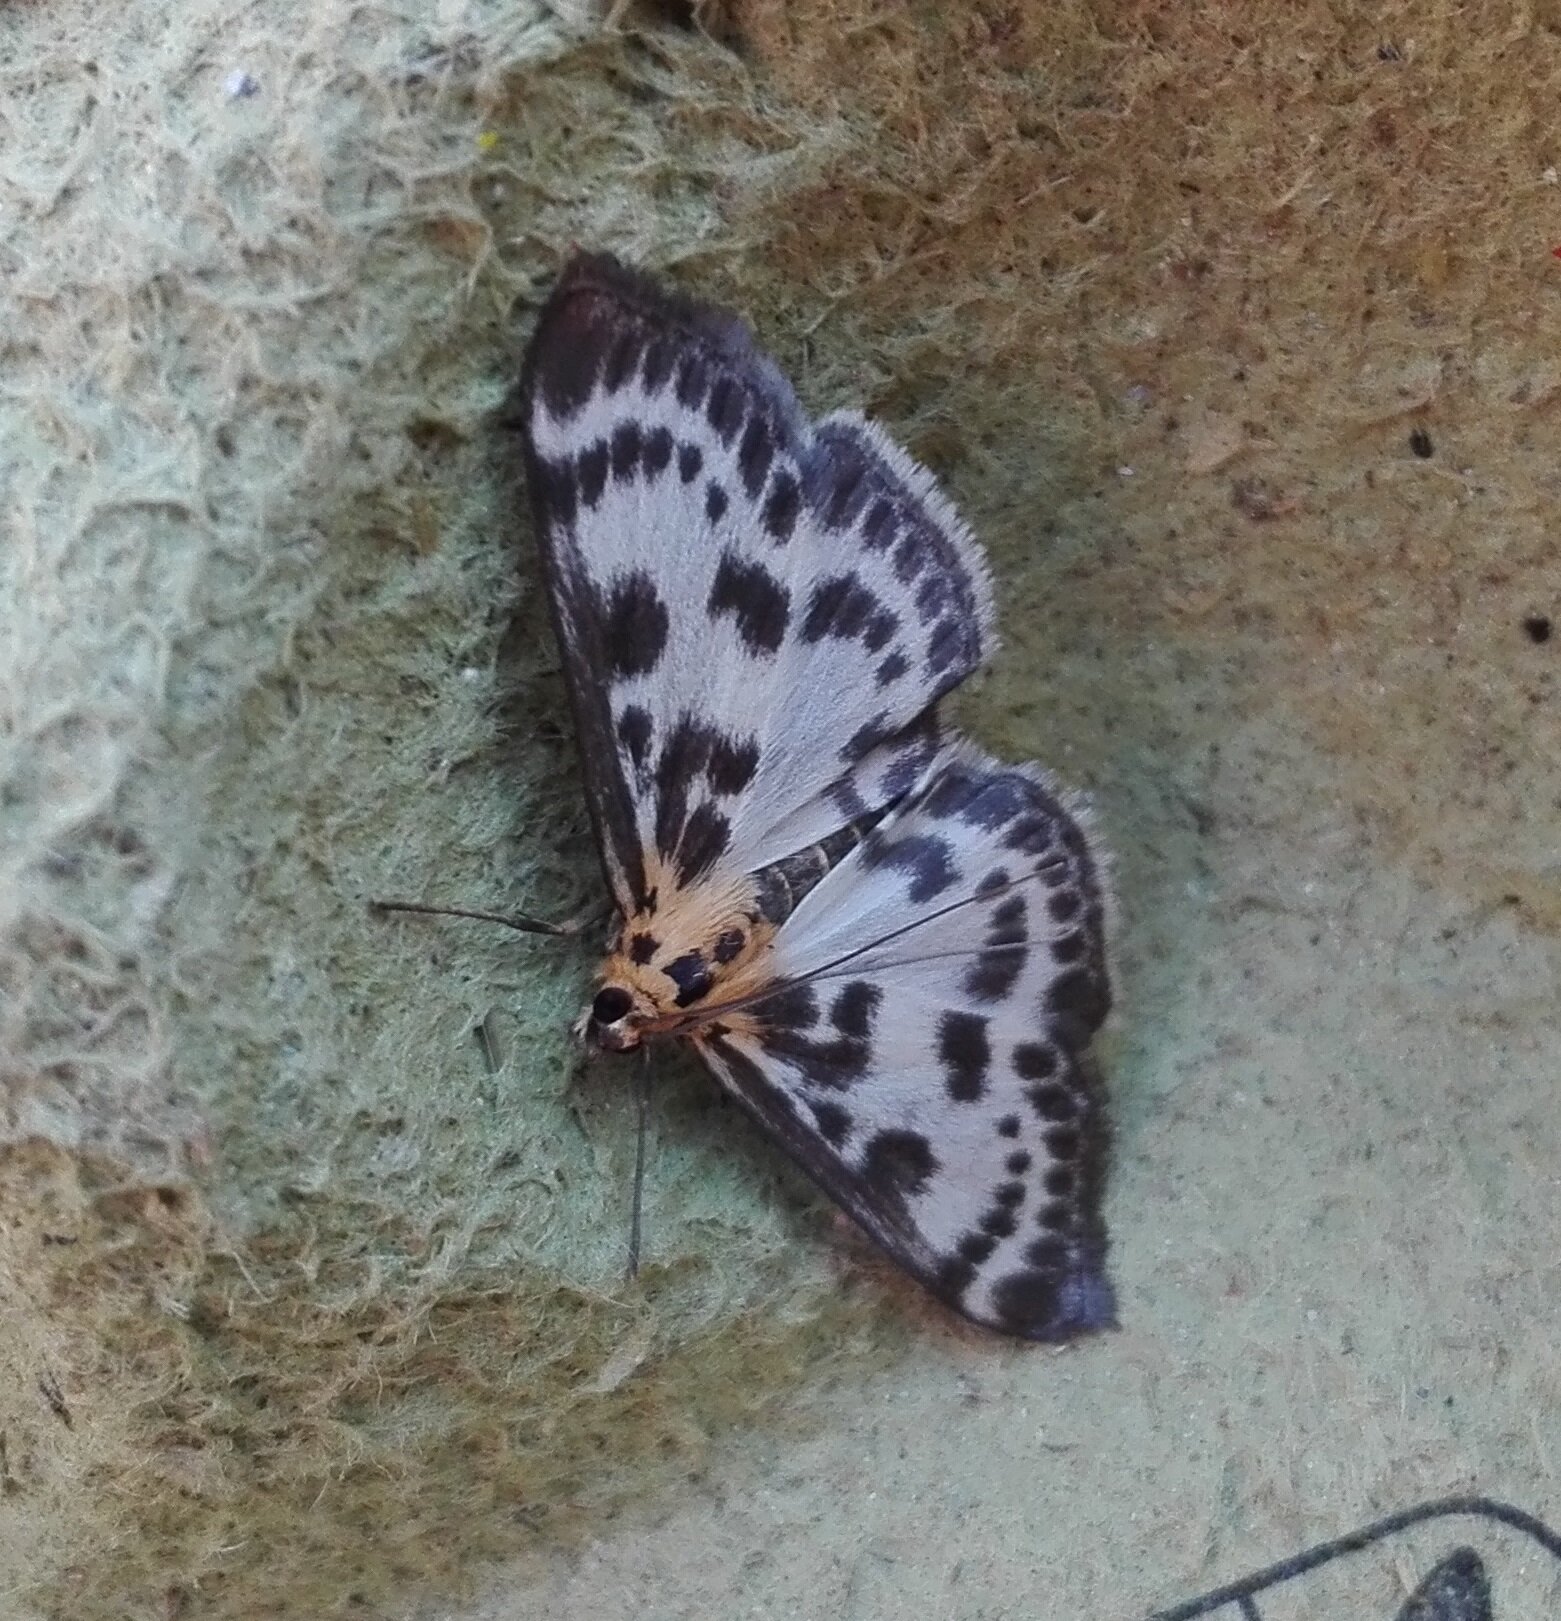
(581, 874, 778, 1050)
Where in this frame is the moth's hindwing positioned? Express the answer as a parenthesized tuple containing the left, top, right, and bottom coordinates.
(697, 744, 1115, 1342)
(517, 254, 994, 913)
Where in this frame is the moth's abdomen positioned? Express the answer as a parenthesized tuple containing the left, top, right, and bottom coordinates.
(751, 804, 893, 927)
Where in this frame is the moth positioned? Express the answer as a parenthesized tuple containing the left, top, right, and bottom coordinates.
(405, 254, 1118, 1341)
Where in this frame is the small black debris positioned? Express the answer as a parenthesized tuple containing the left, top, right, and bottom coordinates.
(1409, 427, 1434, 458)
(1523, 614, 1552, 645)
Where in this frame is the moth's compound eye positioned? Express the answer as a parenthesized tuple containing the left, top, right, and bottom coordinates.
(591, 985, 634, 1026)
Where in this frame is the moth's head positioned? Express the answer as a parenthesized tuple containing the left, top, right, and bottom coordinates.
(576, 982, 654, 1052)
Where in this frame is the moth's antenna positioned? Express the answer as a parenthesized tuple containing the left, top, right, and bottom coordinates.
(370, 898, 591, 938)
(626, 1048, 651, 1279)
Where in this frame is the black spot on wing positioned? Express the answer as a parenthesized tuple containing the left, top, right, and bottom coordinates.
(842, 712, 892, 764)
(807, 578, 898, 657)
(643, 425, 673, 475)
(926, 618, 971, 675)
(610, 421, 641, 480)
(706, 375, 744, 443)
(762, 469, 800, 543)
(705, 480, 729, 524)
(603, 571, 670, 678)
(577, 440, 608, 507)
(530, 456, 577, 530)
(1045, 1125, 1080, 1161)
(915, 572, 951, 625)
(923, 761, 1032, 832)
(738, 416, 775, 500)
(617, 705, 653, 771)
(758, 980, 881, 1090)
(1010, 818, 1061, 862)
(640, 334, 675, 393)
(678, 441, 703, 483)
(988, 1243, 1116, 1341)
(673, 801, 732, 885)
(938, 1010, 990, 1101)
(1049, 966, 1110, 1038)
(829, 979, 881, 1038)
(860, 1129, 938, 1208)
(760, 983, 819, 1031)
(1013, 1042, 1056, 1080)
(707, 734, 759, 795)
(875, 650, 909, 687)
(708, 550, 790, 656)
(649, 716, 753, 881)
(893, 530, 925, 583)
(628, 932, 658, 964)
(1027, 1081, 1077, 1122)
(964, 894, 1027, 1003)
(809, 1099, 852, 1147)
(675, 351, 708, 410)
(1048, 888, 1082, 923)
(862, 496, 897, 551)
(859, 830, 957, 903)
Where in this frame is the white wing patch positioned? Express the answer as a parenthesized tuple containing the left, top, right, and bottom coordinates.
(515, 254, 1117, 1342)
(519, 258, 992, 909)
(697, 745, 1114, 1341)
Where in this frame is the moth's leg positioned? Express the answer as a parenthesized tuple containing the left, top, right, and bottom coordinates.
(370, 898, 610, 938)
